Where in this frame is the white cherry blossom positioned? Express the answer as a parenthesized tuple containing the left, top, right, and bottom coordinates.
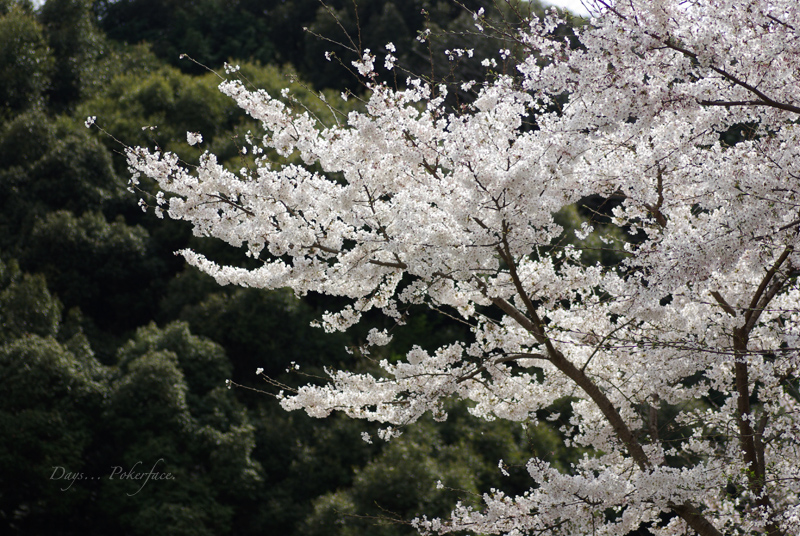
(128, 1, 800, 535)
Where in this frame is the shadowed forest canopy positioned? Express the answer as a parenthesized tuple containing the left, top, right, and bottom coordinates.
(0, 1, 593, 535)
(92, 0, 550, 88)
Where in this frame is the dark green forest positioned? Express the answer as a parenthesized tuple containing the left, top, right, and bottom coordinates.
(0, 1, 594, 534)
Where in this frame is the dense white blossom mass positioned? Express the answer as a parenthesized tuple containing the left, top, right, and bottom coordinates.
(127, 1, 800, 535)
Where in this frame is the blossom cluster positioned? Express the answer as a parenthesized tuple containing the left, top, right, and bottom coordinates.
(128, 1, 800, 534)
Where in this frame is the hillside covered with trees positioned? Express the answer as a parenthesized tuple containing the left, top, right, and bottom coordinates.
(0, 1, 591, 534)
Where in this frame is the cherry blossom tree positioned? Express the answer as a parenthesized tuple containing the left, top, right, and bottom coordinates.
(124, 0, 800, 534)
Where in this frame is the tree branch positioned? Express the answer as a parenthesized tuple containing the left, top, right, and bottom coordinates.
(659, 39, 800, 115)
(710, 290, 737, 317)
(743, 246, 794, 333)
(731, 246, 793, 536)
(492, 238, 652, 471)
(598, 0, 800, 116)
(493, 224, 724, 536)
(643, 167, 668, 227)
(456, 353, 548, 383)
(698, 99, 800, 115)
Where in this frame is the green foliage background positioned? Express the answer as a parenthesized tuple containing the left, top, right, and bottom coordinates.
(0, 1, 597, 534)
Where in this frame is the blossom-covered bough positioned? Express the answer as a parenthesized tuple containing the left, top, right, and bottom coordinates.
(126, 0, 800, 534)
